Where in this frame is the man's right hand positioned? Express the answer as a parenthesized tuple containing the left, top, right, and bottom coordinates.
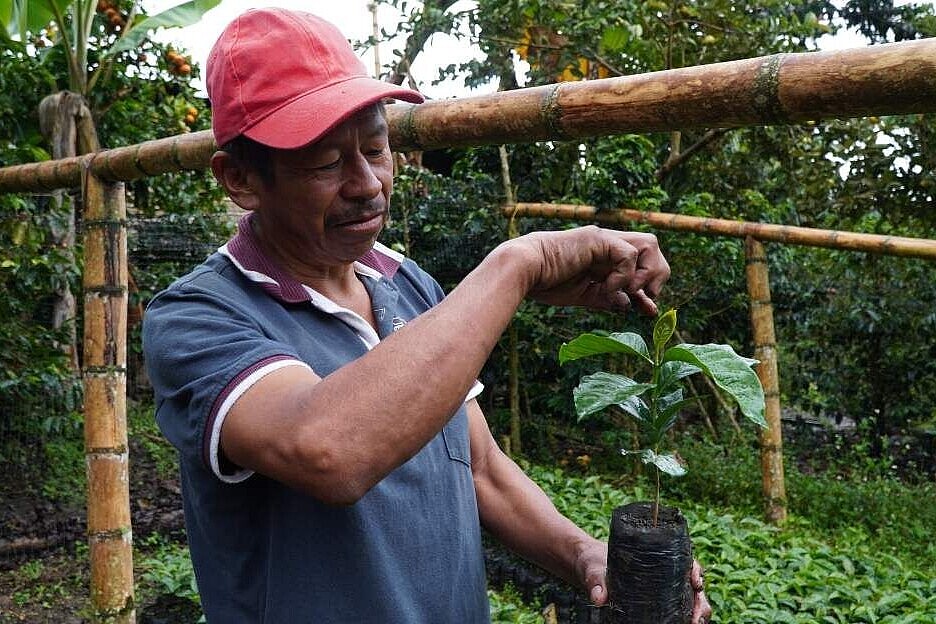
(502, 226, 670, 316)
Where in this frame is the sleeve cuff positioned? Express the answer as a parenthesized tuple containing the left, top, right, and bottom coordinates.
(208, 357, 313, 483)
(465, 380, 484, 403)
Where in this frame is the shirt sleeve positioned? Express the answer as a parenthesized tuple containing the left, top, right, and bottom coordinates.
(142, 269, 306, 483)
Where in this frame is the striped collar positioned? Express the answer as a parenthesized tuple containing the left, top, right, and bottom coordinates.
(219, 212, 404, 305)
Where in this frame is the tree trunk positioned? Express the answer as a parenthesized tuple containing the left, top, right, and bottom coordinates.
(38, 91, 101, 371)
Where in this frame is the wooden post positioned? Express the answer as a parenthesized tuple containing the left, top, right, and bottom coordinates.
(500, 145, 522, 456)
(744, 237, 787, 525)
(83, 173, 135, 623)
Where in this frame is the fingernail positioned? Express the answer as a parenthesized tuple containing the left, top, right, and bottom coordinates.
(590, 585, 602, 602)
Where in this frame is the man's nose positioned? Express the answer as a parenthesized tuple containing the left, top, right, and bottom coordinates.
(341, 153, 382, 200)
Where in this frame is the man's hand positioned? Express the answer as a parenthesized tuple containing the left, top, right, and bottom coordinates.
(575, 544, 713, 624)
(572, 536, 609, 606)
(505, 226, 670, 315)
(690, 560, 713, 624)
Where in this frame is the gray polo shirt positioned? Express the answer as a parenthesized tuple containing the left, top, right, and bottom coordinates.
(143, 214, 489, 623)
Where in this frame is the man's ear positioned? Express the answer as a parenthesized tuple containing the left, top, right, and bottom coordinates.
(210, 151, 262, 211)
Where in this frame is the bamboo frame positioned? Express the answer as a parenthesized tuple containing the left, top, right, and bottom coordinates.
(504, 203, 936, 261)
(3, 39, 936, 193)
(745, 238, 787, 524)
(82, 174, 134, 623)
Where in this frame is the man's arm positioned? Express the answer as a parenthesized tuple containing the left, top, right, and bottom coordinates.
(221, 227, 669, 505)
(468, 399, 609, 604)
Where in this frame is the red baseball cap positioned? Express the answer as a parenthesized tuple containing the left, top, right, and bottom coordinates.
(206, 8, 424, 149)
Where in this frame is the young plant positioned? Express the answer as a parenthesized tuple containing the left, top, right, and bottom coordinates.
(559, 309, 767, 525)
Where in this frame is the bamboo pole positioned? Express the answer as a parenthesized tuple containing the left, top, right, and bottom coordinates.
(500, 145, 522, 456)
(745, 238, 787, 524)
(504, 203, 936, 261)
(0, 130, 215, 193)
(3, 40, 936, 193)
(386, 39, 936, 151)
(83, 173, 134, 623)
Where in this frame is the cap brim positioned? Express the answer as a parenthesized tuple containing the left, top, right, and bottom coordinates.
(242, 77, 424, 150)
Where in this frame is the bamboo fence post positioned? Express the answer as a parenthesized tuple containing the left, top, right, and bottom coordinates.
(745, 237, 787, 525)
(500, 145, 522, 456)
(83, 171, 135, 623)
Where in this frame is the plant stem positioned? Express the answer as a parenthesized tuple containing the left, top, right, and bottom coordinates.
(653, 467, 660, 527)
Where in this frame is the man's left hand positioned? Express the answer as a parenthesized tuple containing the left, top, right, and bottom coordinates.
(690, 560, 713, 624)
(576, 544, 713, 624)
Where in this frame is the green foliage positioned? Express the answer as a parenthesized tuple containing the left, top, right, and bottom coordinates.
(664, 433, 936, 569)
(382, 160, 503, 290)
(530, 462, 936, 622)
(40, 413, 85, 503)
(488, 585, 543, 624)
(376, 1, 936, 449)
(0, 3, 230, 425)
(128, 399, 178, 480)
(560, 310, 765, 517)
(137, 535, 201, 608)
(10, 559, 68, 608)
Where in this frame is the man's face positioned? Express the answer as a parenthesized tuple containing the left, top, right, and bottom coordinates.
(252, 105, 394, 269)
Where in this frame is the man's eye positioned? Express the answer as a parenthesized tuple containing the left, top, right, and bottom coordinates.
(315, 158, 341, 170)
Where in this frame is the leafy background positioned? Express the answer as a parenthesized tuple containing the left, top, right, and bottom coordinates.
(1, 0, 935, 621)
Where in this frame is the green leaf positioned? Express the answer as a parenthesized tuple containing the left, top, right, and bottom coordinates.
(0, 0, 12, 41)
(652, 396, 700, 441)
(663, 343, 766, 428)
(109, 0, 221, 55)
(559, 331, 651, 365)
(617, 394, 650, 422)
(600, 25, 629, 53)
(572, 372, 653, 419)
(657, 360, 702, 393)
(622, 448, 687, 476)
(652, 308, 677, 360)
(4, 0, 54, 40)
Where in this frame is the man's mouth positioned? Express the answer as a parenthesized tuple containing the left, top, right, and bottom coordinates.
(334, 211, 386, 232)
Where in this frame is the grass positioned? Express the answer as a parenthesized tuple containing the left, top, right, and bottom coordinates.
(5, 408, 934, 623)
(525, 458, 936, 623)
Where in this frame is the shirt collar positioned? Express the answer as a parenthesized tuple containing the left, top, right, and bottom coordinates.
(220, 212, 404, 304)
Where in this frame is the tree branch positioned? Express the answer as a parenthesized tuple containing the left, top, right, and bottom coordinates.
(383, 0, 460, 86)
(656, 128, 731, 181)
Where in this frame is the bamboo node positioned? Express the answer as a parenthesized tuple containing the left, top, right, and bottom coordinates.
(540, 84, 568, 141)
(397, 104, 422, 151)
(133, 144, 154, 177)
(86, 446, 129, 456)
(84, 365, 128, 374)
(88, 527, 132, 542)
(752, 54, 788, 123)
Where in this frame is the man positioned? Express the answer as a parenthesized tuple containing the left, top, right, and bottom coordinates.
(143, 8, 711, 623)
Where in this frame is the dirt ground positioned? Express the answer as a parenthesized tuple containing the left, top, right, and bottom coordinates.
(0, 435, 195, 623)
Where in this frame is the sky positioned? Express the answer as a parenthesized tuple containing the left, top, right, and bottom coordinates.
(143, 0, 490, 99)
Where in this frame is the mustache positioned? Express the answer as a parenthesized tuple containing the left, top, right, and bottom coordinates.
(328, 201, 387, 225)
